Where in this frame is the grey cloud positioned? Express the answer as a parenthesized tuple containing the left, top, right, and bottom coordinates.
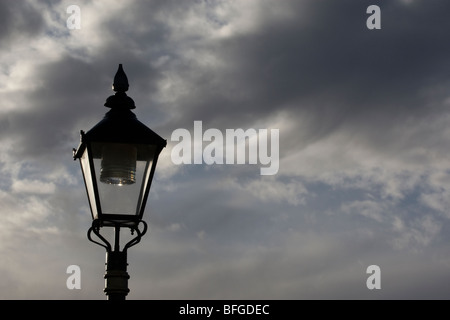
(0, 1, 45, 48)
(156, 0, 450, 156)
(2, 0, 450, 300)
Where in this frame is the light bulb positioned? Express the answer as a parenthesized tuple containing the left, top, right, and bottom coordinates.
(100, 144, 137, 185)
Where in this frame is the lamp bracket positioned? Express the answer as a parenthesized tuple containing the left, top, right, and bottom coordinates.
(87, 220, 148, 253)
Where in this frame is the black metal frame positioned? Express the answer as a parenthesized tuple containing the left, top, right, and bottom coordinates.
(72, 64, 166, 225)
(87, 219, 148, 252)
(74, 128, 165, 225)
(87, 219, 148, 300)
(73, 64, 166, 300)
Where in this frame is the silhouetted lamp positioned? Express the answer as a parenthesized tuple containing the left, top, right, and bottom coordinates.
(73, 64, 166, 300)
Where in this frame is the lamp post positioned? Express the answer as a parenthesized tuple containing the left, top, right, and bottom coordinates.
(73, 64, 166, 300)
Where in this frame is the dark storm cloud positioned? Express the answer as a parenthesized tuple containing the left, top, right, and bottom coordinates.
(0, 1, 174, 162)
(159, 0, 450, 154)
(2, 57, 102, 160)
(2, 0, 450, 300)
(0, 0, 45, 48)
(2, 60, 159, 162)
(5, 0, 450, 163)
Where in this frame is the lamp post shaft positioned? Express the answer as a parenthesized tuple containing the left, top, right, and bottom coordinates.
(104, 249, 130, 300)
(87, 220, 148, 300)
(104, 225, 129, 300)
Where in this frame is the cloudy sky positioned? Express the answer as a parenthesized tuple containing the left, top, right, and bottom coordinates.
(1, 0, 450, 300)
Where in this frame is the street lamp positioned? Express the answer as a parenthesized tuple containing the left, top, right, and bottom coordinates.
(73, 64, 166, 300)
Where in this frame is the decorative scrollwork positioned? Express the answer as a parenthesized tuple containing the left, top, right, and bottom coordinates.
(124, 220, 148, 251)
(87, 220, 148, 253)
